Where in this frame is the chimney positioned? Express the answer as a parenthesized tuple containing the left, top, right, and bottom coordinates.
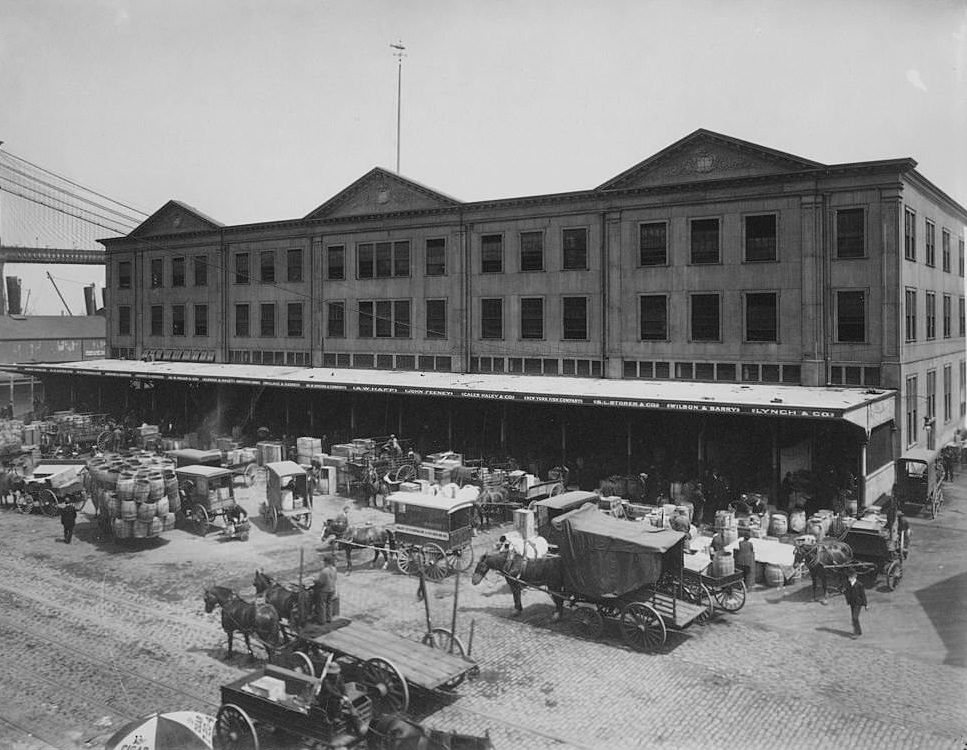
(5, 277, 22, 315)
(83, 284, 97, 316)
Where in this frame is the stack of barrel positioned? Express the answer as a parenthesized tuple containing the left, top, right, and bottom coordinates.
(86, 453, 178, 540)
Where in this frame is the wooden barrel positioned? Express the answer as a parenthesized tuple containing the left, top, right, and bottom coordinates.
(137, 500, 157, 522)
(722, 527, 739, 546)
(155, 496, 169, 517)
(712, 550, 735, 578)
(148, 473, 165, 501)
(132, 520, 148, 538)
(715, 510, 736, 531)
(165, 477, 179, 502)
(828, 515, 847, 537)
(148, 516, 163, 537)
(116, 475, 135, 501)
(674, 503, 693, 524)
(168, 490, 181, 514)
(670, 513, 690, 533)
(133, 479, 150, 503)
(106, 491, 120, 519)
(764, 563, 785, 587)
(769, 512, 788, 536)
(113, 518, 131, 538)
(162, 512, 177, 531)
(807, 519, 825, 541)
(788, 509, 806, 533)
(120, 499, 137, 521)
(845, 497, 859, 517)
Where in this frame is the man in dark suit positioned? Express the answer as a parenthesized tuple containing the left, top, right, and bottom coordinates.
(843, 570, 869, 638)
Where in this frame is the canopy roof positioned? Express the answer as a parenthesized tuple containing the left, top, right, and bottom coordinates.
(532, 491, 600, 512)
(386, 490, 475, 514)
(552, 504, 685, 552)
(265, 460, 305, 476)
(174, 464, 232, 478)
(6, 359, 897, 432)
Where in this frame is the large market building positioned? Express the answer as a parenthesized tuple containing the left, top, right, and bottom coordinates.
(14, 130, 967, 508)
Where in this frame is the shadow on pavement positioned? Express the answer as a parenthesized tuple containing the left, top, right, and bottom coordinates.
(915, 570, 967, 668)
(815, 626, 855, 639)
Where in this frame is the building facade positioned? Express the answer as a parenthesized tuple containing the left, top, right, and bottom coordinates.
(91, 130, 967, 503)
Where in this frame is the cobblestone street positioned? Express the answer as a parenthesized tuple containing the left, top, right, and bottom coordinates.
(1, 472, 965, 750)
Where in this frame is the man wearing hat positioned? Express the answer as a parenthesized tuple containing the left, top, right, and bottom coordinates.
(60, 503, 78, 544)
(318, 661, 346, 722)
(313, 555, 338, 624)
(843, 569, 869, 638)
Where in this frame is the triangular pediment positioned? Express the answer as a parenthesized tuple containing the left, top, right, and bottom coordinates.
(598, 129, 825, 191)
(129, 200, 223, 238)
(305, 168, 461, 220)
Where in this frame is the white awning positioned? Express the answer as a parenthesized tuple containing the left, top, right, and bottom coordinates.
(6, 359, 896, 432)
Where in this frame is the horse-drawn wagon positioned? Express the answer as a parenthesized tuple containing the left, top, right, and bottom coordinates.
(473, 503, 707, 651)
(177, 465, 246, 537)
(17, 460, 88, 515)
(262, 461, 312, 532)
(893, 447, 944, 518)
(387, 491, 476, 581)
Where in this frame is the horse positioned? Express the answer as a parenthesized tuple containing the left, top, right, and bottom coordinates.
(252, 569, 311, 628)
(321, 518, 396, 573)
(471, 548, 566, 620)
(369, 714, 494, 750)
(202, 585, 284, 657)
(793, 540, 854, 602)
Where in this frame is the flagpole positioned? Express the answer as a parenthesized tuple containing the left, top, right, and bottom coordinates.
(390, 41, 406, 173)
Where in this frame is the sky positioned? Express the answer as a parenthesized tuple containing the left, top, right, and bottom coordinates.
(1, 0, 966, 314)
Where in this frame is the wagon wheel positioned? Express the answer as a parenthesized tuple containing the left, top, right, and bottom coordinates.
(243, 464, 257, 487)
(422, 543, 450, 581)
(683, 581, 715, 623)
(394, 464, 417, 483)
(192, 503, 210, 535)
(16, 492, 34, 514)
(288, 650, 315, 676)
(421, 628, 468, 689)
(361, 657, 409, 713)
(449, 543, 475, 573)
(713, 581, 747, 613)
(549, 482, 565, 497)
(95, 430, 113, 453)
(214, 703, 259, 750)
(572, 605, 605, 640)
(40, 489, 60, 516)
(932, 489, 942, 518)
(618, 602, 666, 652)
(396, 546, 422, 576)
(886, 561, 902, 591)
(70, 492, 88, 512)
(293, 509, 312, 531)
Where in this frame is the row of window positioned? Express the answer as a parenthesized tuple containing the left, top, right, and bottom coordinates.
(904, 206, 966, 274)
(116, 249, 306, 290)
(118, 303, 306, 339)
(903, 291, 967, 342)
(319, 352, 453, 372)
(622, 360, 803, 384)
(228, 350, 311, 366)
(904, 360, 967, 446)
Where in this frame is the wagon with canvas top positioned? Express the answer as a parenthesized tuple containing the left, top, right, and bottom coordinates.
(387, 491, 476, 581)
(550, 503, 708, 651)
(262, 460, 312, 532)
(17, 461, 88, 515)
(893, 447, 944, 518)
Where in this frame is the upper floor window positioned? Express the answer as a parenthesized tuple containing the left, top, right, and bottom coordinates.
(745, 214, 777, 262)
(943, 294, 952, 338)
(942, 229, 951, 273)
(117, 261, 132, 289)
(960, 238, 965, 277)
(745, 292, 778, 342)
(358, 300, 410, 338)
(837, 290, 866, 343)
(639, 295, 667, 341)
(194, 304, 208, 337)
(520, 297, 544, 339)
(260, 250, 276, 283)
(194, 256, 208, 287)
(425, 238, 446, 276)
(925, 220, 936, 267)
(171, 257, 185, 287)
(235, 252, 250, 284)
(904, 289, 917, 341)
(961, 296, 966, 337)
(926, 291, 936, 340)
(235, 303, 250, 337)
(481, 298, 503, 339)
(426, 299, 447, 339)
(906, 375, 918, 445)
(562, 297, 588, 340)
(327, 246, 345, 280)
(562, 228, 588, 270)
(904, 207, 916, 261)
(358, 241, 409, 279)
(520, 232, 544, 272)
(171, 305, 185, 336)
(690, 218, 720, 264)
(287, 303, 303, 337)
(260, 303, 276, 337)
(150, 258, 163, 288)
(639, 222, 667, 266)
(287, 249, 303, 282)
(150, 305, 163, 336)
(690, 294, 720, 341)
(481, 234, 503, 273)
(836, 208, 865, 259)
(118, 306, 131, 336)
(327, 302, 345, 338)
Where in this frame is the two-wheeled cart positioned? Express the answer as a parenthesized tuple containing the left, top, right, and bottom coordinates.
(17, 461, 88, 515)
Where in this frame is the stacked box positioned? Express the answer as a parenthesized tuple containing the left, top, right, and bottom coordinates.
(330, 443, 356, 459)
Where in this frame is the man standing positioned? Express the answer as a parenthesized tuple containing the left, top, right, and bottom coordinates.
(313, 555, 338, 624)
(60, 503, 78, 544)
(843, 570, 869, 638)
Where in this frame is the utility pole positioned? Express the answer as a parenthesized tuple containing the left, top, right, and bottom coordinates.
(390, 41, 406, 173)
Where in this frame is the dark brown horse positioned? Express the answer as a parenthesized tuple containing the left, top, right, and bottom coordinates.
(321, 519, 396, 573)
(203, 585, 283, 657)
(471, 549, 566, 620)
(793, 540, 853, 602)
(369, 714, 494, 750)
(252, 569, 310, 628)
